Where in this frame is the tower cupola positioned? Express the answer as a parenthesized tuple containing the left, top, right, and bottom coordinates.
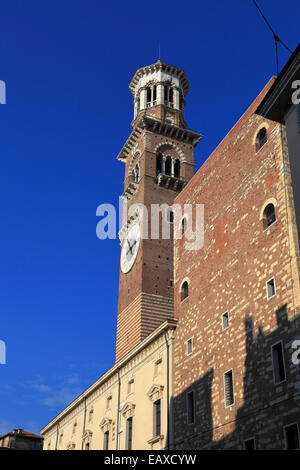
(129, 61, 190, 126)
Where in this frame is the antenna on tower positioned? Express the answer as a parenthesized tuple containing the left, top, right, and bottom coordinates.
(158, 42, 161, 62)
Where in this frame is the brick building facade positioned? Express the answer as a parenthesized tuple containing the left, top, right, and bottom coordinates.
(41, 53, 300, 450)
(172, 78, 300, 449)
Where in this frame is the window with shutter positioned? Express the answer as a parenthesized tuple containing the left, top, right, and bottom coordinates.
(186, 391, 195, 424)
(153, 400, 161, 437)
(271, 341, 286, 384)
(126, 417, 133, 450)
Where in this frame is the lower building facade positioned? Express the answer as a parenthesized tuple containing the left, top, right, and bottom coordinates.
(41, 320, 176, 450)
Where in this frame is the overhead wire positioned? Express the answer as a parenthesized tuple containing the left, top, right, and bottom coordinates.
(251, 0, 293, 53)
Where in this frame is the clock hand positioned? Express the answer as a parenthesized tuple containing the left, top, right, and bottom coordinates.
(130, 240, 137, 254)
(126, 240, 133, 256)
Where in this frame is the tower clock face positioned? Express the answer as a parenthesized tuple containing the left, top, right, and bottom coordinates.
(121, 223, 141, 274)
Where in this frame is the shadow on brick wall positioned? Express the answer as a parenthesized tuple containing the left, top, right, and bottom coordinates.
(169, 308, 300, 449)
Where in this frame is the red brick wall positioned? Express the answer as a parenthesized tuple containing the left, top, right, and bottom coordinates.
(172, 78, 300, 449)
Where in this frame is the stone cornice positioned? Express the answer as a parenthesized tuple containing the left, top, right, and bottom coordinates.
(117, 116, 202, 161)
(129, 61, 190, 97)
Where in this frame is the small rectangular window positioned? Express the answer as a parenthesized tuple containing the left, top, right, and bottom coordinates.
(244, 438, 256, 450)
(126, 417, 133, 450)
(153, 399, 161, 437)
(224, 370, 234, 407)
(186, 338, 193, 355)
(271, 341, 286, 384)
(103, 431, 109, 450)
(186, 391, 195, 424)
(266, 278, 276, 299)
(222, 312, 229, 330)
(284, 423, 300, 449)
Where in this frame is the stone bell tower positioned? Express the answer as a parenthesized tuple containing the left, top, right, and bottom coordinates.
(115, 61, 202, 362)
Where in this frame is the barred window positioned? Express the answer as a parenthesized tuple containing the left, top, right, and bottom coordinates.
(224, 370, 234, 407)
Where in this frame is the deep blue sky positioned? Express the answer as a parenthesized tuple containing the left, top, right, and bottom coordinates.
(0, 0, 299, 435)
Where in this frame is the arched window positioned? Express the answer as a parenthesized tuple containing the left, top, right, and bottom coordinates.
(165, 156, 171, 176)
(181, 281, 189, 301)
(256, 127, 267, 151)
(174, 159, 180, 178)
(166, 208, 174, 223)
(179, 91, 184, 110)
(153, 85, 157, 104)
(164, 85, 169, 104)
(146, 87, 152, 106)
(156, 153, 162, 176)
(163, 86, 173, 107)
(263, 203, 276, 229)
(181, 218, 187, 236)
